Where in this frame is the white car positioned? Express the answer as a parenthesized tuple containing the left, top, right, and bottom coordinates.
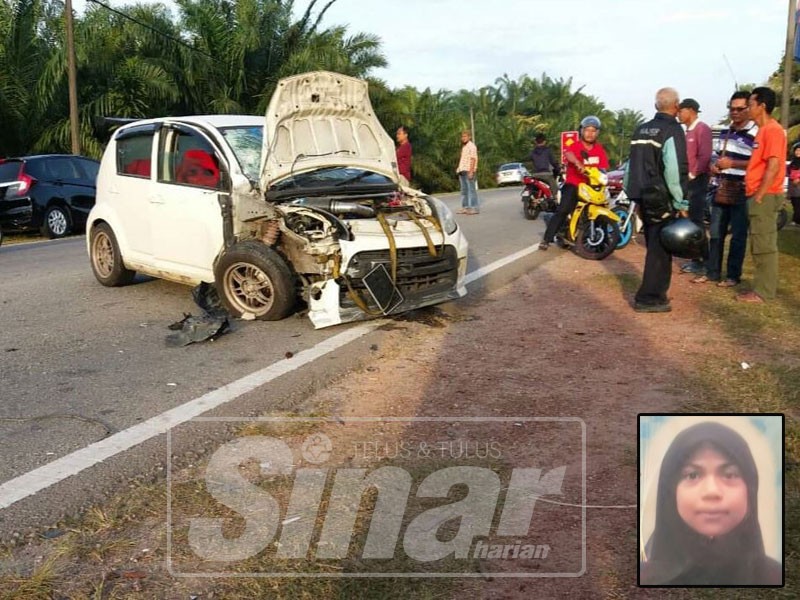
(495, 162, 529, 186)
(87, 71, 468, 329)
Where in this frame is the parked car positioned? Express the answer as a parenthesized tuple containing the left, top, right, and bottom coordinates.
(495, 162, 529, 186)
(0, 154, 100, 238)
(606, 159, 627, 198)
(87, 71, 468, 329)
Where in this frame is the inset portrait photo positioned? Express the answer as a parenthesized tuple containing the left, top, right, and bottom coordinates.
(638, 414, 784, 587)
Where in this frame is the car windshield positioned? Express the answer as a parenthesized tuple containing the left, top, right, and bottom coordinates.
(272, 166, 394, 191)
(500, 163, 520, 171)
(220, 126, 263, 181)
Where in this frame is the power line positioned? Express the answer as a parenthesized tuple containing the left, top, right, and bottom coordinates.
(85, 0, 214, 59)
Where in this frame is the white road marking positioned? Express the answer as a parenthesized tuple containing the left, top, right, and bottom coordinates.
(0, 245, 539, 510)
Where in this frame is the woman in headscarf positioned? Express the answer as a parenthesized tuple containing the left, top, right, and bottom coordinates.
(640, 421, 782, 586)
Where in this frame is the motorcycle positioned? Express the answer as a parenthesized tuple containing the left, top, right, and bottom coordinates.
(610, 190, 642, 249)
(521, 174, 560, 220)
(555, 165, 621, 260)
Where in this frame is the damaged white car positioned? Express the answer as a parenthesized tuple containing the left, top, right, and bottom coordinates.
(87, 71, 468, 328)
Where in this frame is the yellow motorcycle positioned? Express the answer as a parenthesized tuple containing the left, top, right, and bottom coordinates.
(557, 165, 621, 260)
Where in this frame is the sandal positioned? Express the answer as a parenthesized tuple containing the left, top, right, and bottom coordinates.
(717, 279, 738, 288)
(691, 275, 710, 284)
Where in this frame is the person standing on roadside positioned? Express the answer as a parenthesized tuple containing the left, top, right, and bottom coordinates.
(456, 130, 480, 215)
(692, 91, 757, 288)
(529, 133, 560, 198)
(539, 116, 608, 249)
(788, 142, 800, 226)
(677, 98, 713, 275)
(738, 87, 786, 303)
(624, 87, 689, 313)
(396, 125, 412, 184)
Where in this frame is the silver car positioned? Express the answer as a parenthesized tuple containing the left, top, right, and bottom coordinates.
(495, 162, 529, 186)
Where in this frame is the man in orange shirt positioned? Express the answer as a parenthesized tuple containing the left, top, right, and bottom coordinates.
(739, 87, 787, 303)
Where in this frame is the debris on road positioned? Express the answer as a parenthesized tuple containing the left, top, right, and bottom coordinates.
(165, 283, 230, 347)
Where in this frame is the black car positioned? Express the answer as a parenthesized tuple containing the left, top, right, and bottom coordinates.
(0, 154, 100, 238)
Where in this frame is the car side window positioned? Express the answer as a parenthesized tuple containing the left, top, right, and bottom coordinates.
(159, 129, 223, 190)
(76, 158, 100, 182)
(116, 130, 154, 178)
(47, 157, 82, 181)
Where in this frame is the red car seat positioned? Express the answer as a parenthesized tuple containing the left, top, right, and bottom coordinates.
(123, 159, 151, 177)
(175, 150, 219, 187)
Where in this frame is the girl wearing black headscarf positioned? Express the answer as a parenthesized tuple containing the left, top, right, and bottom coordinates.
(640, 421, 782, 586)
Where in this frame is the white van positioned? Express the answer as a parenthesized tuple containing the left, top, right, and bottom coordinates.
(87, 71, 468, 329)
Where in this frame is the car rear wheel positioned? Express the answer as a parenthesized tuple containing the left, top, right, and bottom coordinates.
(42, 205, 72, 239)
(215, 241, 296, 321)
(90, 223, 136, 286)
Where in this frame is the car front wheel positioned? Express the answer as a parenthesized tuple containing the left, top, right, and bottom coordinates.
(42, 205, 72, 238)
(214, 241, 296, 321)
(90, 223, 136, 286)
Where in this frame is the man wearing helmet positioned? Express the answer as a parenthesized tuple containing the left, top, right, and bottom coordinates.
(624, 87, 689, 313)
(538, 115, 609, 250)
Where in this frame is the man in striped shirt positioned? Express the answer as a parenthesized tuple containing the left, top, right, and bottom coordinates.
(694, 91, 757, 287)
(456, 130, 480, 215)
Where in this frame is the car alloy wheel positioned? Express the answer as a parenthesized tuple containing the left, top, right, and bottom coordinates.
(45, 206, 70, 238)
(214, 241, 296, 321)
(92, 230, 115, 279)
(224, 262, 277, 315)
(90, 223, 136, 286)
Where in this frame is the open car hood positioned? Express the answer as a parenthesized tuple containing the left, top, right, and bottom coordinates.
(260, 71, 399, 192)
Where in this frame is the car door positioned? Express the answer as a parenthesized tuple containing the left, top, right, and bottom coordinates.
(108, 124, 159, 260)
(65, 157, 98, 227)
(150, 124, 226, 280)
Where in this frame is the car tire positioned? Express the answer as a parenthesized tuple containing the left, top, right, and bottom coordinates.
(214, 241, 296, 321)
(42, 205, 72, 239)
(90, 223, 136, 286)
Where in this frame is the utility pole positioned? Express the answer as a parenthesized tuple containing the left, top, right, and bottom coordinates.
(470, 106, 476, 144)
(65, 0, 81, 154)
(782, 0, 797, 131)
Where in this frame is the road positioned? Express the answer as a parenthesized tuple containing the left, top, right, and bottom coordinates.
(0, 186, 546, 534)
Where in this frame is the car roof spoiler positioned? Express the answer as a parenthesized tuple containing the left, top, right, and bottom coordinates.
(93, 117, 143, 142)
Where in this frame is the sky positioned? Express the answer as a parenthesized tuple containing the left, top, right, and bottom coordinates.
(72, 0, 792, 125)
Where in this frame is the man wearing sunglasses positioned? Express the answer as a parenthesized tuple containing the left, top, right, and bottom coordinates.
(695, 91, 757, 288)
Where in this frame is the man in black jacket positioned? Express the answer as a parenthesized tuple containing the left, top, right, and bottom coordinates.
(529, 133, 560, 198)
(624, 87, 689, 313)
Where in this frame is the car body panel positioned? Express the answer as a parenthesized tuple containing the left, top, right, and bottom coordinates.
(261, 71, 399, 189)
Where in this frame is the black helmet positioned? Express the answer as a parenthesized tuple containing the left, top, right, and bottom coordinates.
(660, 218, 706, 259)
(580, 115, 602, 131)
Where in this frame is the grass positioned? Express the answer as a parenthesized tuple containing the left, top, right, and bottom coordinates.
(678, 225, 800, 599)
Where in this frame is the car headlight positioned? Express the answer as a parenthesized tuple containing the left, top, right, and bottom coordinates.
(426, 196, 458, 235)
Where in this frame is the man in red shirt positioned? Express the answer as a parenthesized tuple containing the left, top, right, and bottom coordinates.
(396, 125, 412, 184)
(738, 87, 786, 303)
(539, 116, 609, 249)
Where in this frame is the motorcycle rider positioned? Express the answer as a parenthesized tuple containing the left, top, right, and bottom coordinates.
(529, 133, 560, 198)
(539, 116, 609, 250)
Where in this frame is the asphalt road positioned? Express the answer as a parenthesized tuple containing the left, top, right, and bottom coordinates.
(0, 185, 546, 533)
